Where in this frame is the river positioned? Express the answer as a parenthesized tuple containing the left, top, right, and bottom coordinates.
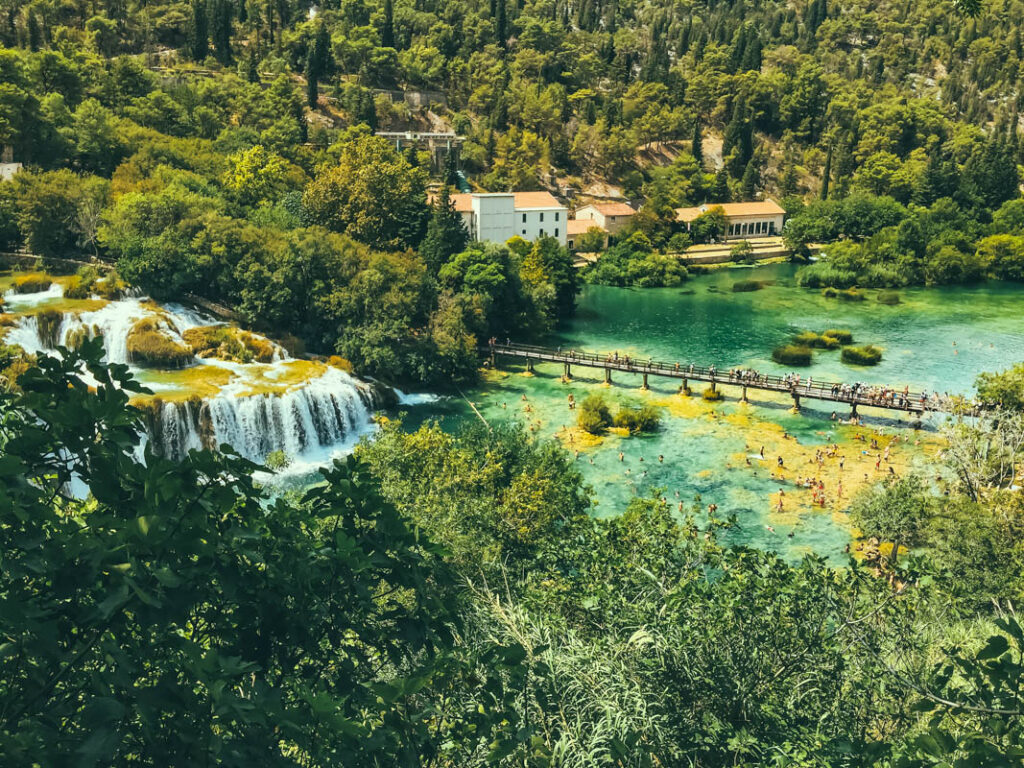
(408, 263, 1024, 562)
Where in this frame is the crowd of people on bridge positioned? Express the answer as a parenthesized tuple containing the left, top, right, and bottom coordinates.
(487, 340, 977, 413)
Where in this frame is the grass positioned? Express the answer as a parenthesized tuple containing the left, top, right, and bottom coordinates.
(12, 274, 52, 294)
(183, 325, 278, 364)
(127, 318, 194, 368)
(841, 345, 883, 365)
(772, 344, 814, 366)
(731, 279, 765, 292)
(877, 291, 901, 305)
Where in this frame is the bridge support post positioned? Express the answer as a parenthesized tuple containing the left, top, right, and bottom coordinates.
(604, 368, 612, 385)
(642, 373, 649, 390)
(710, 381, 717, 393)
(791, 392, 801, 412)
(850, 402, 858, 418)
(680, 378, 689, 395)
(741, 385, 748, 403)
(563, 363, 571, 380)
(526, 359, 534, 374)
(489, 351, 495, 367)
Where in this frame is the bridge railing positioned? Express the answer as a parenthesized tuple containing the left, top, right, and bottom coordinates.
(484, 342, 944, 411)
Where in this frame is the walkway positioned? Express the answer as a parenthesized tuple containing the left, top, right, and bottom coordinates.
(485, 342, 963, 416)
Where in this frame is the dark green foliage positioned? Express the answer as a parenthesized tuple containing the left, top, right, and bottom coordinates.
(0, 344, 519, 765)
(841, 344, 883, 365)
(877, 290, 901, 304)
(731, 279, 765, 292)
(420, 186, 469, 275)
(772, 344, 813, 366)
(613, 404, 661, 432)
(578, 392, 612, 434)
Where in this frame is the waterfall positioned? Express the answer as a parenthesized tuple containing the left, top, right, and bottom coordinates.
(6, 292, 384, 468)
(147, 366, 380, 463)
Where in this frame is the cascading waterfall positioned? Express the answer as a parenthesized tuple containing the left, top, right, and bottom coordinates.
(4, 284, 384, 467)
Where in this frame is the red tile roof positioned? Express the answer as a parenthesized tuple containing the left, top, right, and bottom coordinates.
(675, 199, 786, 222)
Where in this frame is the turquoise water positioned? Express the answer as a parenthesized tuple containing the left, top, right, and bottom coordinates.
(403, 264, 1024, 562)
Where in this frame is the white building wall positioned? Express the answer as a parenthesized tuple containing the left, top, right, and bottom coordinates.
(472, 194, 516, 244)
(515, 207, 568, 245)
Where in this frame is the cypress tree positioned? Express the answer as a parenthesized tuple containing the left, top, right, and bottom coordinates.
(712, 168, 732, 202)
(247, 50, 260, 82)
(421, 186, 469, 274)
(27, 10, 41, 51)
(741, 159, 759, 200)
(692, 118, 704, 167)
(495, 0, 507, 46)
(211, 0, 232, 64)
(381, 0, 394, 48)
(820, 146, 832, 200)
(306, 49, 318, 107)
(190, 0, 209, 60)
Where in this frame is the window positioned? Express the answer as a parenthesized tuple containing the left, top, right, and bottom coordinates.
(522, 213, 526, 223)
(539, 212, 544, 223)
(522, 229, 526, 235)
(555, 212, 559, 221)
(554, 228, 559, 237)
(540, 229, 545, 237)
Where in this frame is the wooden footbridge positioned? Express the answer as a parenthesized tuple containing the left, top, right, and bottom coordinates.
(484, 342, 958, 416)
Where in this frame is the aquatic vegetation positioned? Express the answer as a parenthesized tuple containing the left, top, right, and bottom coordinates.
(702, 386, 724, 401)
(731, 279, 765, 292)
(578, 393, 613, 434)
(612, 405, 661, 433)
(12, 274, 52, 294)
(792, 331, 842, 349)
(877, 291, 901, 305)
(183, 325, 278, 364)
(772, 344, 814, 366)
(823, 329, 854, 344)
(841, 345, 883, 365)
(838, 288, 866, 301)
(126, 318, 194, 369)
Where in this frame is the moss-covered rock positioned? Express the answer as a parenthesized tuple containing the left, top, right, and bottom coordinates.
(772, 344, 813, 366)
(182, 325, 278, 364)
(127, 318, 194, 368)
(841, 345, 883, 365)
(13, 274, 52, 294)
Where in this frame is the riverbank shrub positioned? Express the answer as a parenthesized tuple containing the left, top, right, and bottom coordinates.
(877, 291, 901, 305)
(265, 449, 292, 470)
(702, 386, 724, 401)
(841, 345, 883, 365)
(12, 274, 51, 294)
(732, 279, 766, 292)
(578, 394, 613, 434)
(613, 405, 661, 433)
(772, 345, 813, 366)
(584, 241, 689, 288)
(64, 267, 128, 300)
(126, 318, 194, 368)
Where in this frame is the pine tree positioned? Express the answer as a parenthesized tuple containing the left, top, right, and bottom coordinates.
(820, 146, 832, 200)
(421, 186, 469, 274)
(443, 148, 460, 188)
(381, 0, 395, 48)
